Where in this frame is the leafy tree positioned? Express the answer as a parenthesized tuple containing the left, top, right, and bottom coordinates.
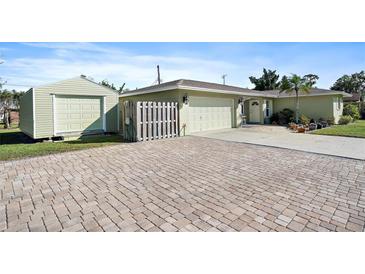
(0, 90, 13, 128)
(12, 90, 24, 109)
(303, 74, 319, 87)
(279, 74, 315, 123)
(100, 80, 116, 90)
(100, 80, 126, 93)
(343, 104, 360, 120)
(249, 68, 280, 90)
(0, 89, 23, 128)
(331, 71, 365, 94)
(331, 71, 365, 118)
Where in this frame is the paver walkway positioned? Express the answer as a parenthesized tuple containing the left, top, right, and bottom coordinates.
(1, 137, 364, 232)
(192, 126, 365, 160)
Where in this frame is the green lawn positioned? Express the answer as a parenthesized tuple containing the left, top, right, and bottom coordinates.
(312, 120, 365, 138)
(0, 128, 124, 161)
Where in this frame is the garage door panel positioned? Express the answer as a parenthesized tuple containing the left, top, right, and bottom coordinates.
(55, 96, 103, 134)
(188, 96, 233, 133)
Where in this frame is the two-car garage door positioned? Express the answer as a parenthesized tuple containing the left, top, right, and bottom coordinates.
(54, 95, 104, 134)
(188, 96, 233, 133)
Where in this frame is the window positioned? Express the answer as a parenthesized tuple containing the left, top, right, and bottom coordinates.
(265, 100, 271, 117)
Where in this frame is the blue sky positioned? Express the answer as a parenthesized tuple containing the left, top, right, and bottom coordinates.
(0, 42, 364, 91)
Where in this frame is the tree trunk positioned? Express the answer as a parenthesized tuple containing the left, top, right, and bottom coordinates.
(4, 109, 10, 129)
(295, 89, 299, 123)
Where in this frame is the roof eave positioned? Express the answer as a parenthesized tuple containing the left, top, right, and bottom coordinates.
(120, 84, 274, 98)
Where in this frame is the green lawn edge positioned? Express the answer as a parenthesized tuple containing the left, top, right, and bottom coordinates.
(311, 120, 365, 138)
(0, 134, 124, 161)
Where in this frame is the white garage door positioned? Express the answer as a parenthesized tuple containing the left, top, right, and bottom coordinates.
(55, 95, 104, 134)
(188, 96, 233, 133)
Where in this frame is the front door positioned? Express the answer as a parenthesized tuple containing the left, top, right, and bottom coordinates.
(249, 100, 260, 123)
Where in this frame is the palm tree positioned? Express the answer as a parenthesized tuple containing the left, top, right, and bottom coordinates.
(280, 74, 314, 123)
(12, 90, 24, 109)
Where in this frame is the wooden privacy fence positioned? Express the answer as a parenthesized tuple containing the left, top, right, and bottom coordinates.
(123, 101, 179, 142)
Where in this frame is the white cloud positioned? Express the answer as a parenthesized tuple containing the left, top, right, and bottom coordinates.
(1, 43, 245, 90)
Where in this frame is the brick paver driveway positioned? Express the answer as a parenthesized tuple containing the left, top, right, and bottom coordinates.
(1, 137, 365, 232)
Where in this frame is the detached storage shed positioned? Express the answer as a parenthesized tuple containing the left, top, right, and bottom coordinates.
(19, 76, 119, 139)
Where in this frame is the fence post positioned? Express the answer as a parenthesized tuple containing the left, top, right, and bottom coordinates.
(157, 102, 162, 139)
(162, 102, 166, 138)
(171, 102, 176, 137)
(136, 102, 141, 141)
(166, 102, 171, 138)
(147, 101, 152, 141)
(153, 102, 157, 140)
(131, 101, 136, 141)
(142, 101, 147, 141)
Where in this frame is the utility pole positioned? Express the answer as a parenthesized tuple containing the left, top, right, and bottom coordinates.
(222, 74, 227, 85)
(157, 65, 161, 85)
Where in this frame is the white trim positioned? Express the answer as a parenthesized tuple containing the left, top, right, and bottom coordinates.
(53, 95, 105, 135)
(276, 92, 351, 98)
(50, 93, 105, 97)
(102, 96, 106, 132)
(120, 82, 351, 99)
(120, 84, 179, 97)
(32, 88, 36, 138)
(52, 94, 56, 136)
(120, 83, 269, 98)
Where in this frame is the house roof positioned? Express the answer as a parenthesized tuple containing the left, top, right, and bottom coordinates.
(120, 79, 351, 98)
(343, 92, 362, 102)
(120, 79, 273, 98)
(258, 88, 352, 98)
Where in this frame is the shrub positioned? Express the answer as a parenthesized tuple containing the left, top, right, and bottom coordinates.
(300, 114, 310, 125)
(338, 115, 352, 125)
(271, 109, 294, 125)
(327, 117, 335, 125)
(279, 108, 295, 125)
(270, 112, 279, 124)
(343, 104, 360, 120)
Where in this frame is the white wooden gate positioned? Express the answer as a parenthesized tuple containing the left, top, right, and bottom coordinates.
(122, 101, 179, 142)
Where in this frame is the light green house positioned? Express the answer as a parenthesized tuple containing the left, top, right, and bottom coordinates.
(120, 79, 351, 136)
(19, 77, 350, 139)
(19, 76, 119, 139)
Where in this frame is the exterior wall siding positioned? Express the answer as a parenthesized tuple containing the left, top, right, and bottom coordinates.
(121, 89, 345, 135)
(273, 95, 336, 122)
(120, 89, 247, 135)
(19, 88, 34, 138)
(33, 77, 119, 139)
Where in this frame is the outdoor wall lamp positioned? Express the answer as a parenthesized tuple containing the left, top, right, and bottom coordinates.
(183, 95, 189, 105)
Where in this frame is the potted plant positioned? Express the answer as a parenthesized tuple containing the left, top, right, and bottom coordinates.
(308, 123, 317, 130)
